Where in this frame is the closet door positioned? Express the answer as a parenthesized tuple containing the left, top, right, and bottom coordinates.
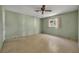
(5, 10, 22, 39)
(22, 15, 28, 36)
(34, 17, 40, 34)
(23, 15, 34, 36)
(27, 16, 34, 35)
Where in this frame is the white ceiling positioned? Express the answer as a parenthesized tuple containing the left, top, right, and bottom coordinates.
(3, 5, 78, 18)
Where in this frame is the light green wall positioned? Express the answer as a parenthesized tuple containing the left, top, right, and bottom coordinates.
(78, 9, 79, 39)
(22, 14, 40, 36)
(5, 10, 40, 40)
(0, 6, 3, 48)
(41, 11, 78, 40)
(78, 8, 79, 47)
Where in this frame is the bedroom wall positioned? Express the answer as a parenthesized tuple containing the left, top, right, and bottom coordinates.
(0, 6, 3, 49)
(78, 8, 79, 47)
(41, 11, 78, 40)
(5, 10, 40, 40)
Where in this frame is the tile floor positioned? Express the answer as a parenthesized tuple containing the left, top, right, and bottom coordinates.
(2, 34, 79, 53)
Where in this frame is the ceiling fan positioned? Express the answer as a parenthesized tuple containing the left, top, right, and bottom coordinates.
(35, 5, 52, 14)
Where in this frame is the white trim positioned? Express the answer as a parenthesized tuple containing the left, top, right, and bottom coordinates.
(2, 7, 5, 41)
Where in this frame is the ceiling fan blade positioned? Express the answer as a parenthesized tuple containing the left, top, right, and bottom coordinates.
(45, 10, 52, 12)
(35, 10, 41, 12)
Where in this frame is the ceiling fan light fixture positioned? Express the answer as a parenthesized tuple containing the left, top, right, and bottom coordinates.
(35, 5, 52, 14)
